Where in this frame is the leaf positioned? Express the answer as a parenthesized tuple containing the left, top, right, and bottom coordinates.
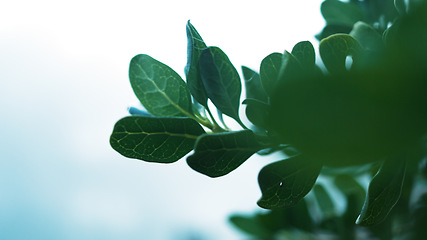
(321, 0, 367, 27)
(316, 24, 354, 40)
(260, 52, 283, 97)
(184, 21, 209, 107)
(291, 41, 316, 69)
(319, 34, 363, 74)
(241, 66, 268, 103)
(277, 51, 304, 86)
(313, 184, 335, 218)
(394, 0, 406, 15)
(229, 214, 272, 239)
(199, 47, 242, 122)
(356, 157, 406, 226)
(257, 156, 322, 209)
(242, 99, 269, 129)
(350, 21, 384, 51)
(110, 116, 205, 163)
(230, 200, 314, 238)
(129, 54, 193, 117)
(186, 130, 264, 177)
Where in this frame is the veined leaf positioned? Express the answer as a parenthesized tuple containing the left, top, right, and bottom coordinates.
(257, 156, 322, 209)
(260, 52, 283, 97)
(199, 47, 242, 122)
(319, 34, 363, 74)
(186, 130, 264, 177)
(110, 116, 205, 163)
(241, 66, 268, 103)
(129, 54, 193, 117)
(184, 21, 208, 107)
(277, 51, 303, 86)
(291, 41, 316, 69)
(356, 157, 406, 226)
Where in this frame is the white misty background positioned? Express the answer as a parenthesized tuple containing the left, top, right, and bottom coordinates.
(0, 1, 323, 239)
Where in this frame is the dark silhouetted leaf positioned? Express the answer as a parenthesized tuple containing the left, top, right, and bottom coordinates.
(230, 200, 314, 238)
(184, 21, 208, 107)
(258, 156, 322, 209)
(242, 99, 269, 129)
(291, 41, 316, 68)
(260, 52, 283, 97)
(319, 34, 363, 74)
(350, 21, 384, 51)
(356, 157, 406, 226)
(129, 54, 192, 117)
(241, 66, 268, 103)
(187, 130, 264, 177)
(321, 0, 367, 27)
(110, 116, 205, 163)
(199, 47, 242, 122)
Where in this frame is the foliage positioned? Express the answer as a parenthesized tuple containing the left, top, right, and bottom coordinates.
(111, 0, 427, 239)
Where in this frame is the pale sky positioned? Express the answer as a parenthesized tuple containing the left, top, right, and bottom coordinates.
(0, 1, 323, 239)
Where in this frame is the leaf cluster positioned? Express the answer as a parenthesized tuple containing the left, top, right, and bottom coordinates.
(110, 0, 427, 238)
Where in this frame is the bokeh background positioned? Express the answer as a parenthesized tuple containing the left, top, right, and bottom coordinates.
(0, 0, 323, 239)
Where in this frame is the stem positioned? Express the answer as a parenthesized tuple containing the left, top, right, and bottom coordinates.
(236, 118, 248, 130)
(206, 107, 226, 132)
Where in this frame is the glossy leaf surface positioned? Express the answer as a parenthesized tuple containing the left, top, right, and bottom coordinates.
(184, 21, 208, 107)
(110, 116, 205, 163)
(187, 130, 264, 177)
(199, 47, 242, 121)
(319, 34, 362, 74)
(260, 52, 283, 97)
(356, 158, 406, 226)
(258, 156, 322, 209)
(129, 54, 192, 117)
(241, 66, 268, 103)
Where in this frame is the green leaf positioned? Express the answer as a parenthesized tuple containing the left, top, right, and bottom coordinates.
(356, 157, 406, 226)
(129, 54, 193, 117)
(199, 47, 242, 122)
(260, 52, 283, 97)
(319, 34, 363, 74)
(277, 51, 304, 85)
(321, 0, 367, 27)
(313, 184, 335, 218)
(394, 0, 407, 15)
(187, 130, 264, 177)
(257, 156, 322, 209)
(242, 99, 269, 129)
(230, 200, 314, 238)
(241, 66, 268, 103)
(350, 21, 384, 51)
(291, 41, 316, 69)
(184, 21, 209, 107)
(229, 214, 272, 239)
(110, 116, 205, 163)
(316, 24, 354, 40)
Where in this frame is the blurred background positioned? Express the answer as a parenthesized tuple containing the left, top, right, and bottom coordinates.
(0, 0, 323, 239)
